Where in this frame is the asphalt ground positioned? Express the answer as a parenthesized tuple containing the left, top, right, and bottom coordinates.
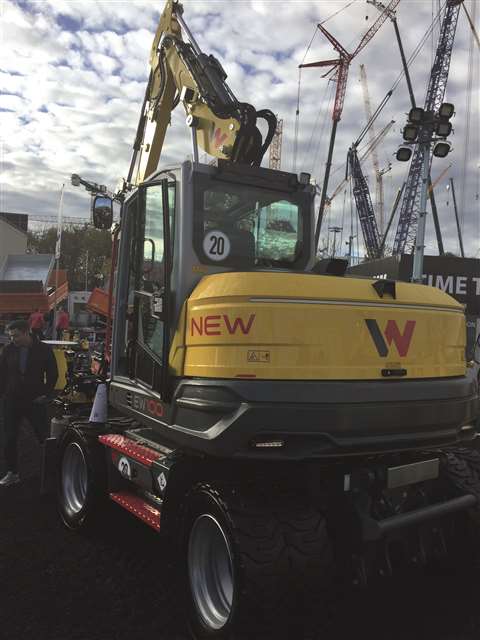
(1, 423, 480, 640)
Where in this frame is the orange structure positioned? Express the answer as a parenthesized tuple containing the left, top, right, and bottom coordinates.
(0, 256, 68, 316)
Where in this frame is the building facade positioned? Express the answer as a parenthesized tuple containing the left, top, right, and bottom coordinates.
(0, 217, 27, 261)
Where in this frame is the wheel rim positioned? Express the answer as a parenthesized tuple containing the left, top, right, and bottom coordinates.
(188, 513, 234, 631)
(61, 442, 88, 517)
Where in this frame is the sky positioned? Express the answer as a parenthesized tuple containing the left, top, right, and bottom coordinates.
(1, 0, 479, 259)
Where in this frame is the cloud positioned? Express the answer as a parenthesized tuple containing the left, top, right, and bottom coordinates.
(0, 0, 478, 259)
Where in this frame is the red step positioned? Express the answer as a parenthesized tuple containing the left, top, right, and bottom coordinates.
(110, 491, 161, 531)
(99, 434, 163, 467)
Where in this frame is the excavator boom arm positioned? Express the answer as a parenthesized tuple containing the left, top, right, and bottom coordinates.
(130, 0, 276, 185)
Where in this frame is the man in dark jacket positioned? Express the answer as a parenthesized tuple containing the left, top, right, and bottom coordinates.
(0, 319, 58, 486)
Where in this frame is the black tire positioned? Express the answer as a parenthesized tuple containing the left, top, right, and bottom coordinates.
(180, 482, 333, 640)
(449, 446, 480, 476)
(57, 426, 107, 531)
(439, 448, 480, 566)
(441, 449, 480, 501)
(444, 447, 480, 524)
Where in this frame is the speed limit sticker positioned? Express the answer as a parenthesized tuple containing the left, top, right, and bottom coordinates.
(203, 230, 231, 262)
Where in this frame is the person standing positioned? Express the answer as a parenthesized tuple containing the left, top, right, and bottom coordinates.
(28, 308, 45, 340)
(43, 308, 54, 339)
(56, 307, 70, 340)
(0, 319, 58, 486)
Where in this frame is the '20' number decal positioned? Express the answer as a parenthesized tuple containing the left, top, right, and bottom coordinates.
(210, 234, 225, 256)
(203, 230, 231, 262)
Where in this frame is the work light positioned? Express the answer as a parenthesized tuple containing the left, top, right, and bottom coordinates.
(402, 124, 418, 142)
(408, 107, 424, 124)
(438, 102, 454, 119)
(433, 140, 451, 158)
(396, 145, 412, 162)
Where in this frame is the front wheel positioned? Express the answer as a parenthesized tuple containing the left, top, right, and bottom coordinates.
(57, 426, 106, 530)
(181, 483, 333, 639)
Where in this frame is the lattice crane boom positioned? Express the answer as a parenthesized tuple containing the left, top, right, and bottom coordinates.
(359, 119, 395, 159)
(354, 0, 400, 55)
(392, 0, 463, 255)
(326, 119, 395, 208)
(348, 146, 382, 259)
(346, 113, 395, 259)
(268, 118, 283, 170)
(359, 64, 385, 233)
(359, 65, 380, 175)
(303, 0, 400, 123)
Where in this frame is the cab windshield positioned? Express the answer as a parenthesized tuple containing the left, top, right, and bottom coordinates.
(193, 176, 311, 270)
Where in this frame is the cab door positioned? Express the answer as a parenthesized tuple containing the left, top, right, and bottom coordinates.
(132, 178, 174, 396)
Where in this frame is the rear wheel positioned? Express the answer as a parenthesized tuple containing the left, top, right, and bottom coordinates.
(440, 448, 480, 564)
(449, 446, 480, 477)
(57, 426, 106, 530)
(441, 448, 480, 509)
(181, 482, 333, 639)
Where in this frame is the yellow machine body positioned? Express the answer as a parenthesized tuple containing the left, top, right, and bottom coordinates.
(170, 272, 466, 381)
(51, 345, 69, 391)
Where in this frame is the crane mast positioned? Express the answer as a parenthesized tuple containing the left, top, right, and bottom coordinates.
(347, 146, 382, 259)
(345, 107, 395, 260)
(268, 118, 283, 170)
(392, 0, 463, 255)
(359, 64, 390, 235)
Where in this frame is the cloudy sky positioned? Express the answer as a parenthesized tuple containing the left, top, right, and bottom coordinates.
(1, 0, 478, 259)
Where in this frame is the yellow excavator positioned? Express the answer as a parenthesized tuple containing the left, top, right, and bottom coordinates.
(45, 2, 479, 638)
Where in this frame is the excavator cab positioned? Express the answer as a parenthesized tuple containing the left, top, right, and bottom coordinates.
(191, 162, 313, 271)
(106, 160, 316, 402)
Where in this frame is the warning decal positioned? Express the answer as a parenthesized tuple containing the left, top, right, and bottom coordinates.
(247, 350, 270, 363)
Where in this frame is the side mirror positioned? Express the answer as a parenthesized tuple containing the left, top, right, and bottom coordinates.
(92, 195, 113, 229)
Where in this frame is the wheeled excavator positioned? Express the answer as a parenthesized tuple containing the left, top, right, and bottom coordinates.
(44, 2, 479, 638)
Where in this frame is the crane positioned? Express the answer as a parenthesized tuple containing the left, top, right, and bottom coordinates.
(325, 119, 395, 209)
(346, 118, 395, 261)
(268, 117, 283, 170)
(359, 65, 391, 235)
(462, 2, 480, 51)
(392, 0, 464, 255)
(449, 177, 465, 257)
(299, 0, 400, 252)
(367, 0, 416, 108)
(347, 145, 382, 259)
(326, 119, 394, 260)
(368, 0, 448, 256)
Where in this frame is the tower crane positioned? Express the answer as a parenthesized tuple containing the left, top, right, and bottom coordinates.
(392, 0, 464, 255)
(359, 64, 391, 235)
(299, 0, 400, 251)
